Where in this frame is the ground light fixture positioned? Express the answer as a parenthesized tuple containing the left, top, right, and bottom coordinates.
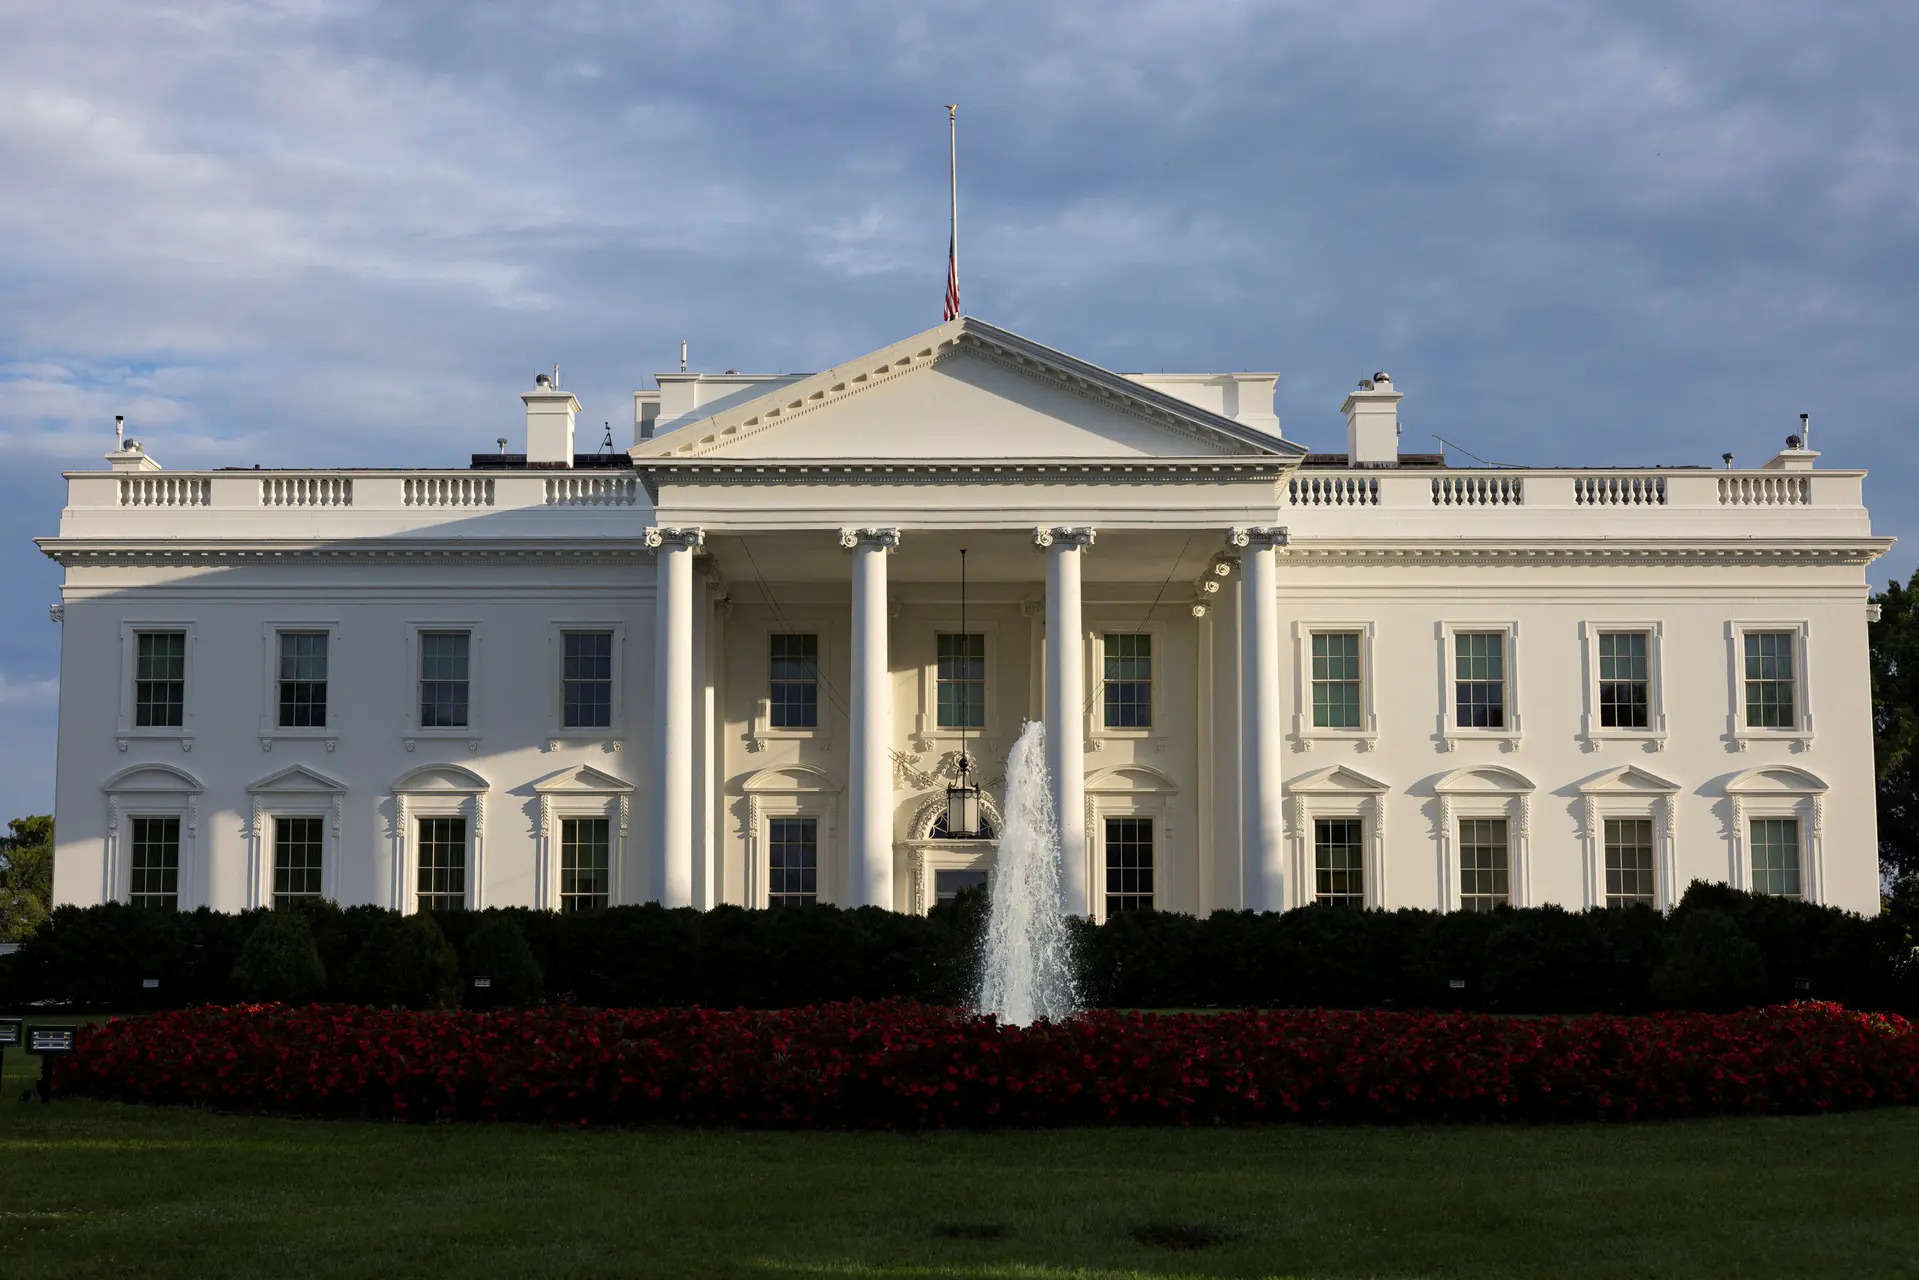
(0, 1017, 20, 1091)
(945, 547, 983, 838)
(23, 1023, 74, 1102)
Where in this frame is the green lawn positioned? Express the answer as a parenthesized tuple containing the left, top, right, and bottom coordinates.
(2, 1035, 1917, 1280)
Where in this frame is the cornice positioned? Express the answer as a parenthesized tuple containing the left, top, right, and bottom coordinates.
(1280, 538, 1894, 567)
(37, 538, 658, 567)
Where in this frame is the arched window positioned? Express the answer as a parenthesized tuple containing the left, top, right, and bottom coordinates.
(929, 811, 996, 841)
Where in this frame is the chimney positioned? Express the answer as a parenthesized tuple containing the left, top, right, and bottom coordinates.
(522, 373, 580, 467)
(1340, 372, 1402, 466)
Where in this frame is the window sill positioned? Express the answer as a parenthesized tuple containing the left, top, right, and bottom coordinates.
(116, 730, 193, 753)
(1439, 728, 1522, 753)
(1293, 729, 1378, 753)
(747, 726, 831, 752)
(259, 731, 338, 753)
(1731, 729, 1814, 752)
(404, 732, 481, 754)
(545, 734, 625, 753)
(1582, 730, 1667, 752)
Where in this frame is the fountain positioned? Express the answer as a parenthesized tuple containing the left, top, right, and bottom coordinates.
(974, 720, 1081, 1025)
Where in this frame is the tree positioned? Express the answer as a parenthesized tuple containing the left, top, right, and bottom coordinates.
(0, 815, 54, 942)
(1871, 572, 1919, 887)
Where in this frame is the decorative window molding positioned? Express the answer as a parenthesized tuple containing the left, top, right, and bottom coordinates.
(1286, 764, 1389, 910)
(1726, 620, 1814, 750)
(101, 763, 204, 908)
(739, 765, 841, 908)
(911, 618, 1003, 752)
(257, 621, 340, 752)
(244, 763, 347, 909)
(116, 621, 197, 752)
(1291, 621, 1378, 752)
(1085, 621, 1167, 751)
(1437, 621, 1522, 751)
(747, 620, 835, 752)
(1085, 764, 1178, 922)
(545, 619, 627, 750)
(1578, 620, 1667, 751)
(403, 622, 483, 752)
(1724, 765, 1828, 903)
(388, 764, 490, 913)
(902, 791, 1005, 915)
(530, 764, 634, 910)
(1575, 764, 1680, 910)
(1432, 765, 1535, 910)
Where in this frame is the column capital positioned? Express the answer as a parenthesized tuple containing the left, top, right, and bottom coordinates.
(1228, 525, 1288, 551)
(644, 525, 705, 550)
(839, 526, 902, 551)
(1034, 525, 1096, 550)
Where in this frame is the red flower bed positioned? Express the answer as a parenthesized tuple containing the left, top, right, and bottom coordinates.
(58, 1000, 1919, 1128)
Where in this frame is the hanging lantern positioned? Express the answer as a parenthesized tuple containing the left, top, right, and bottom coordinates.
(946, 753, 982, 838)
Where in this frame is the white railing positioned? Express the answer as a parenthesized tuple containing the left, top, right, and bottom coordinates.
(1433, 474, 1524, 506)
(545, 475, 642, 506)
(1573, 474, 1667, 506)
(1288, 474, 1379, 507)
(261, 475, 353, 507)
(404, 476, 494, 508)
(1719, 474, 1811, 506)
(118, 476, 211, 507)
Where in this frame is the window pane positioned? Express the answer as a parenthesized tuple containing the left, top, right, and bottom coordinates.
(934, 868, 989, 905)
(769, 633, 819, 729)
(273, 815, 325, 907)
(768, 817, 818, 905)
(129, 815, 180, 910)
(1458, 818, 1510, 912)
(562, 632, 614, 729)
(560, 817, 610, 912)
(1597, 632, 1651, 730)
(1314, 817, 1365, 907)
(1102, 633, 1152, 729)
(1104, 816, 1155, 914)
(936, 633, 985, 729)
(277, 631, 328, 728)
(419, 631, 471, 728)
(1750, 818, 1802, 898)
(1454, 633, 1506, 729)
(1744, 632, 1796, 729)
(134, 631, 186, 728)
(1311, 631, 1363, 730)
(416, 816, 467, 911)
(1603, 817, 1656, 907)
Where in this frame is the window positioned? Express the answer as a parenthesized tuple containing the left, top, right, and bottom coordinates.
(1750, 818, 1802, 898)
(934, 868, 989, 906)
(1597, 632, 1649, 730)
(1313, 817, 1365, 907)
(1104, 817, 1155, 914)
(1744, 632, 1797, 729)
(562, 631, 614, 729)
(768, 817, 818, 905)
(419, 631, 470, 728)
(275, 631, 328, 728)
(937, 633, 985, 730)
(769, 634, 819, 729)
(134, 631, 186, 728)
(1312, 632, 1363, 730)
(1454, 632, 1507, 729)
(1603, 817, 1656, 907)
(1102, 633, 1152, 729)
(560, 817, 610, 912)
(416, 816, 467, 911)
(930, 811, 996, 840)
(1458, 818, 1510, 912)
(272, 816, 324, 907)
(129, 816, 180, 909)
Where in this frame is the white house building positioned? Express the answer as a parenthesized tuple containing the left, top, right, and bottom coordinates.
(38, 317, 1892, 919)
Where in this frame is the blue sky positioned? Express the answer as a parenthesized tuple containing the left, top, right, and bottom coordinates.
(2, 0, 1915, 822)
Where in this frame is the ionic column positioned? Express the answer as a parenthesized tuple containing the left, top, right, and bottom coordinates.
(647, 525, 704, 906)
(843, 527, 901, 908)
(1232, 526, 1287, 911)
(1038, 525, 1095, 915)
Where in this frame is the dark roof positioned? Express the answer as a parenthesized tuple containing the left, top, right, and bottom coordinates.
(1300, 452, 1447, 468)
(469, 453, 632, 470)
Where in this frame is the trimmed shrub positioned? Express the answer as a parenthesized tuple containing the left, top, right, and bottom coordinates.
(230, 910, 327, 1003)
(459, 913, 543, 1009)
(347, 913, 460, 1010)
(1653, 910, 1767, 1012)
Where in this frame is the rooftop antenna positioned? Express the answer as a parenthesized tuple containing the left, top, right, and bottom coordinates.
(551, 363, 559, 390)
(1799, 412, 1811, 450)
(1722, 452, 1735, 470)
(599, 421, 613, 454)
(114, 415, 124, 450)
(496, 437, 508, 455)
(680, 339, 688, 373)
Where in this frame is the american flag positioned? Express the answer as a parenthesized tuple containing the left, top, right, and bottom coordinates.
(943, 231, 960, 321)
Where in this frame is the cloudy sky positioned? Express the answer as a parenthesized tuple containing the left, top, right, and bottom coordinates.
(2, 0, 1914, 821)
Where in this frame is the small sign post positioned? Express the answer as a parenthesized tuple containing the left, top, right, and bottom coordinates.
(24, 1024, 75, 1103)
(0, 1018, 21, 1094)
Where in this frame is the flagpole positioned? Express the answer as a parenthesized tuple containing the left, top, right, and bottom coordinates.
(946, 103, 959, 319)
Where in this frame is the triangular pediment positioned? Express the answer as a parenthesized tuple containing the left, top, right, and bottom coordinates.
(531, 764, 634, 794)
(1289, 764, 1390, 794)
(1577, 765, 1680, 795)
(248, 764, 347, 794)
(632, 318, 1301, 463)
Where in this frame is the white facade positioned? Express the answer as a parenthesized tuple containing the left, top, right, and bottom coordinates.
(39, 318, 1892, 918)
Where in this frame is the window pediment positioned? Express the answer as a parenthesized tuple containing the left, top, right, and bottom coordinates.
(391, 763, 490, 794)
(1288, 764, 1390, 795)
(1725, 765, 1828, 796)
(530, 764, 634, 794)
(247, 763, 347, 794)
(1576, 764, 1680, 795)
(102, 763, 204, 794)
(1084, 764, 1179, 795)
(1433, 765, 1535, 796)
(740, 764, 842, 795)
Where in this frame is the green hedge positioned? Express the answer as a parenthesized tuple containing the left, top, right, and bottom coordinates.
(1, 882, 1913, 1013)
